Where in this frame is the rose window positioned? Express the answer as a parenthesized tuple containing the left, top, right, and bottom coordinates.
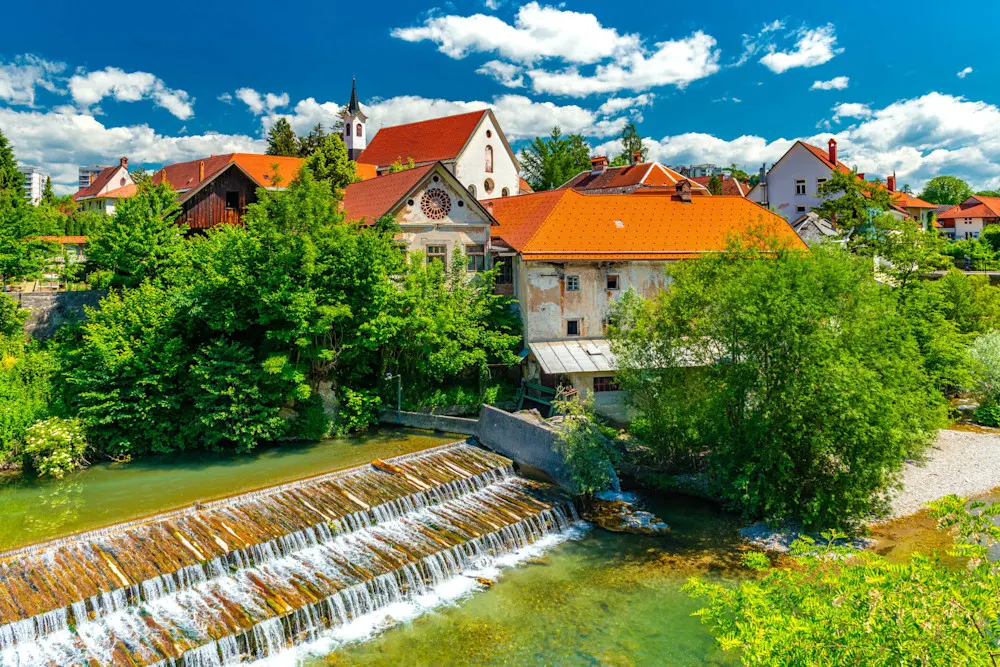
(420, 189, 452, 220)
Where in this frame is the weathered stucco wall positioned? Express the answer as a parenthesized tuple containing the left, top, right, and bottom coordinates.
(395, 173, 491, 262)
(11, 290, 105, 339)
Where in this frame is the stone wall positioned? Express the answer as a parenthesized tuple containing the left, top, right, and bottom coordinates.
(475, 405, 576, 490)
(10, 291, 105, 339)
(379, 410, 480, 437)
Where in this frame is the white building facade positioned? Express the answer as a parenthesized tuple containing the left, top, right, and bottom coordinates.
(18, 166, 46, 205)
(748, 140, 842, 220)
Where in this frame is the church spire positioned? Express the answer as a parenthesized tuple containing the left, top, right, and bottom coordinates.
(342, 78, 367, 162)
(348, 78, 361, 116)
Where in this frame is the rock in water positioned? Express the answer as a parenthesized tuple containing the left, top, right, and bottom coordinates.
(583, 497, 670, 535)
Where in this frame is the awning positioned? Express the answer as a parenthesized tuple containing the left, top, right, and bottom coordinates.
(528, 339, 616, 375)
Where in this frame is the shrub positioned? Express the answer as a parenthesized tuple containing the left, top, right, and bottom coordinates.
(552, 399, 620, 495)
(335, 388, 381, 437)
(968, 331, 1000, 425)
(22, 417, 89, 478)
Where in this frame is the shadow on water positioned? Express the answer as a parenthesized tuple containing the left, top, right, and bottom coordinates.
(0, 426, 459, 552)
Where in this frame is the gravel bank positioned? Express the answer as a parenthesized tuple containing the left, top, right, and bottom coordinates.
(886, 428, 1000, 520)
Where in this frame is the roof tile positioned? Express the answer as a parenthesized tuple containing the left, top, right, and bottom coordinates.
(341, 164, 437, 222)
(358, 110, 488, 168)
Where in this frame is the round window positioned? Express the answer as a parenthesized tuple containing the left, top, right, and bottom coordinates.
(420, 189, 452, 220)
(407, 199, 415, 206)
(486, 130, 493, 138)
(432, 175, 440, 182)
(484, 178, 495, 194)
(457, 200, 464, 207)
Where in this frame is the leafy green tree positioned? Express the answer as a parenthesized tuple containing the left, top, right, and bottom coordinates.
(265, 118, 299, 157)
(814, 169, 895, 232)
(687, 496, 1000, 666)
(129, 166, 151, 190)
(706, 174, 723, 195)
(725, 164, 750, 181)
(0, 292, 26, 337)
(0, 326, 54, 465)
(0, 128, 23, 209)
(552, 397, 620, 494)
(85, 181, 185, 288)
(976, 189, 1000, 198)
(518, 127, 591, 191)
(611, 227, 946, 529)
(919, 175, 973, 205)
(298, 123, 327, 157)
(610, 122, 648, 167)
(41, 176, 54, 204)
(387, 157, 416, 173)
(303, 132, 356, 193)
(0, 205, 55, 288)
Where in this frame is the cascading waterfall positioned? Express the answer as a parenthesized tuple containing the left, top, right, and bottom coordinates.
(0, 442, 580, 666)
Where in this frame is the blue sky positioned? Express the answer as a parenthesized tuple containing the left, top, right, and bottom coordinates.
(3, 0, 1000, 193)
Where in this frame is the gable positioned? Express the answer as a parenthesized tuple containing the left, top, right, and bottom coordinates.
(359, 110, 488, 168)
(394, 168, 494, 228)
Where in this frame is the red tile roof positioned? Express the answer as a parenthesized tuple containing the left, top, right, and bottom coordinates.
(891, 191, 936, 209)
(519, 177, 534, 194)
(37, 236, 88, 244)
(152, 154, 304, 199)
(358, 110, 488, 168)
(341, 163, 436, 222)
(73, 165, 128, 201)
(937, 196, 1000, 220)
(799, 141, 852, 173)
(560, 163, 704, 193)
(487, 190, 806, 260)
(690, 175, 751, 196)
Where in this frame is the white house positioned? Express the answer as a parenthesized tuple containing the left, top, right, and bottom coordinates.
(937, 195, 1000, 240)
(748, 140, 848, 219)
(72, 157, 135, 214)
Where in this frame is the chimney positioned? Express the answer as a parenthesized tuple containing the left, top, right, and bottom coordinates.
(828, 138, 838, 166)
(887, 173, 896, 192)
(159, 168, 168, 186)
(88, 171, 94, 185)
(632, 151, 642, 166)
(676, 179, 692, 203)
(120, 156, 128, 169)
(198, 160, 205, 182)
(590, 156, 608, 174)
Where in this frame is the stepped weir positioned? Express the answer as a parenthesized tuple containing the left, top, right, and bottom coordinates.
(0, 441, 579, 666)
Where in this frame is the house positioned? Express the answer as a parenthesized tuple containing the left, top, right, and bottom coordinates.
(559, 154, 709, 195)
(790, 211, 840, 246)
(885, 175, 937, 229)
(72, 157, 135, 214)
(690, 175, 750, 197)
(341, 161, 496, 266)
(486, 184, 807, 420)
(152, 154, 304, 229)
(936, 195, 1000, 240)
(354, 94, 519, 201)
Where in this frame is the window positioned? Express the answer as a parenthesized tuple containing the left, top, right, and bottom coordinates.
(486, 129, 493, 138)
(355, 123, 362, 137)
(495, 257, 513, 284)
(796, 206, 806, 214)
(345, 126, 351, 137)
(566, 275, 580, 291)
(566, 319, 581, 337)
(225, 191, 240, 211)
(427, 245, 447, 266)
(606, 274, 620, 290)
(468, 184, 477, 197)
(484, 178, 495, 194)
(485, 145, 494, 173)
(795, 179, 806, 195)
(593, 376, 620, 393)
(501, 187, 510, 197)
(466, 244, 486, 272)
(817, 177, 827, 189)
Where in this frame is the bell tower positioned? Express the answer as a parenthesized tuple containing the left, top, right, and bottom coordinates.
(342, 78, 367, 161)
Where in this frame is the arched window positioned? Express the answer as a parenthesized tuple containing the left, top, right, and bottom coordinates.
(485, 145, 494, 173)
(345, 126, 350, 137)
(501, 187, 510, 197)
(468, 184, 477, 198)
(356, 123, 363, 137)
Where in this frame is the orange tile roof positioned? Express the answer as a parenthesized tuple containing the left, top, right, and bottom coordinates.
(560, 162, 706, 193)
(488, 190, 806, 260)
(519, 177, 534, 194)
(799, 141, 852, 173)
(891, 191, 935, 209)
(937, 196, 1000, 220)
(341, 163, 436, 222)
(358, 110, 488, 168)
(355, 162, 379, 181)
(690, 175, 750, 196)
(73, 165, 128, 201)
(152, 154, 304, 198)
(37, 236, 88, 244)
(99, 184, 137, 199)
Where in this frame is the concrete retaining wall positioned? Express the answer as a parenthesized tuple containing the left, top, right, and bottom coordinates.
(476, 405, 576, 490)
(379, 410, 479, 437)
(8, 290, 105, 339)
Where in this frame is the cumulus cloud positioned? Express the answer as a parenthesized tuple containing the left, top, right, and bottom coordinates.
(811, 76, 849, 90)
(591, 92, 1000, 192)
(264, 93, 630, 141)
(833, 102, 872, 121)
(233, 88, 290, 115)
(392, 2, 639, 65)
(958, 67, 973, 79)
(476, 61, 525, 88)
(759, 24, 843, 73)
(597, 94, 654, 116)
(1, 106, 262, 193)
(0, 55, 65, 106)
(68, 67, 194, 119)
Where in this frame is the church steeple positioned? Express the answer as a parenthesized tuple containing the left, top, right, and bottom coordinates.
(342, 78, 367, 162)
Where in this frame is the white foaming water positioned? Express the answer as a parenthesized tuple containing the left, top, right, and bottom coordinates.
(248, 524, 590, 667)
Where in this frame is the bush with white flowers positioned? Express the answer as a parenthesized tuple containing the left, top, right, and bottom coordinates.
(23, 417, 89, 478)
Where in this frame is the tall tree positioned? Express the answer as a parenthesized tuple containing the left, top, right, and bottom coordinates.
(706, 174, 723, 195)
(266, 118, 299, 157)
(41, 176, 54, 204)
(610, 122, 648, 167)
(919, 175, 973, 205)
(298, 123, 327, 158)
(518, 127, 591, 191)
(303, 133, 357, 194)
(814, 169, 895, 232)
(0, 128, 24, 209)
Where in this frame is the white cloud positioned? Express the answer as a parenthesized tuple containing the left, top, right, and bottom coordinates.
(0, 55, 65, 106)
(592, 92, 1000, 192)
(833, 102, 872, 121)
(527, 31, 720, 96)
(217, 92, 233, 104)
(484, 0, 501, 8)
(736, 20, 784, 67)
(958, 66, 973, 79)
(597, 94, 654, 116)
(0, 106, 262, 193)
(759, 24, 843, 74)
(68, 67, 194, 119)
(476, 60, 525, 88)
(811, 76, 849, 91)
(233, 87, 290, 115)
(266, 93, 630, 141)
(392, 2, 639, 65)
